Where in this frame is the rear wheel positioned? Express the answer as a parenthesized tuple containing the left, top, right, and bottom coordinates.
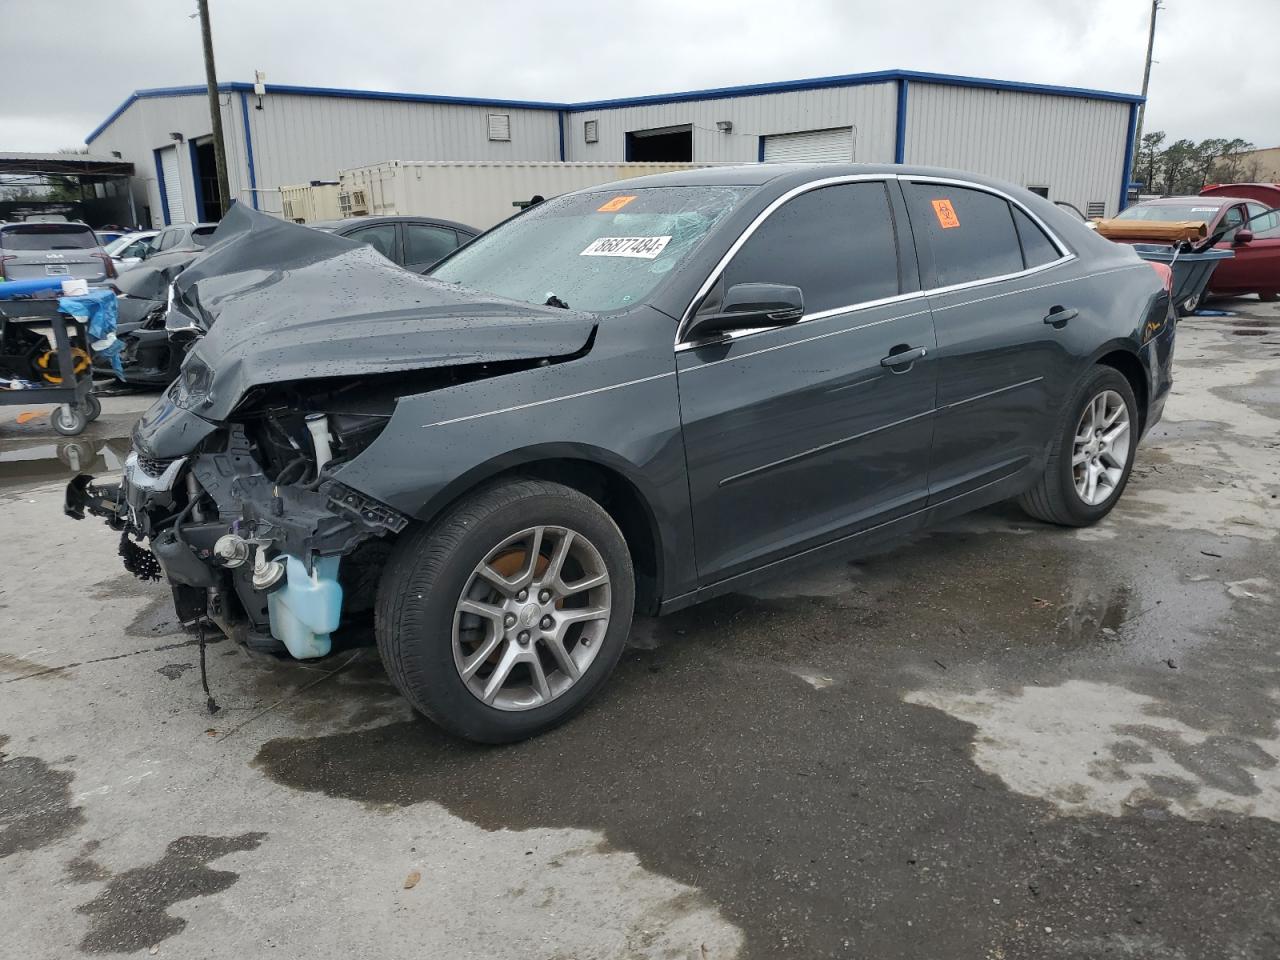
(1017, 367, 1138, 526)
(1177, 292, 1202, 317)
(376, 479, 635, 743)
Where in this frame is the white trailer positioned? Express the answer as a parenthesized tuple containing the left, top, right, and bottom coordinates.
(337, 161, 723, 230)
(280, 182, 343, 223)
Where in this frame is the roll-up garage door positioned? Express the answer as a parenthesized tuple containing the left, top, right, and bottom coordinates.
(762, 127, 854, 163)
(158, 146, 185, 224)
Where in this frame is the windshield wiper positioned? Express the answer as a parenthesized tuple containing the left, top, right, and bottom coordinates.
(544, 294, 570, 310)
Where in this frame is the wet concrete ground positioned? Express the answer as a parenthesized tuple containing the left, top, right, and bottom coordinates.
(2, 300, 1278, 958)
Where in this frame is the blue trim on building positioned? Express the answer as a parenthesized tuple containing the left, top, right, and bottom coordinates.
(188, 139, 206, 221)
(1119, 102, 1139, 213)
(568, 69, 1145, 112)
(557, 111, 565, 161)
(894, 79, 909, 164)
(86, 69, 1145, 143)
(239, 92, 258, 210)
(153, 148, 171, 226)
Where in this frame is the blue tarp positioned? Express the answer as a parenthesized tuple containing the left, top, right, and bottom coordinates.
(58, 288, 123, 377)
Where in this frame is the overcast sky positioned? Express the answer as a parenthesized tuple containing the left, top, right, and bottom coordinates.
(2, 0, 1276, 152)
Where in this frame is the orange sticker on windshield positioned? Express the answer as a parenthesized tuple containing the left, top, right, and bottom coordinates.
(931, 198, 960, 229)
(597, 195, 636, 213)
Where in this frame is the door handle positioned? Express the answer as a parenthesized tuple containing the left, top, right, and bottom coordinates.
(1044, 306, 1078, 326)
(880, 345, 928, 369)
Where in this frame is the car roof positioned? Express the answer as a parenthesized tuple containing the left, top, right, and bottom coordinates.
(311, 215, 478, 234)
(561, 162, 1061, 196)
(1138, 196, 1233, 207)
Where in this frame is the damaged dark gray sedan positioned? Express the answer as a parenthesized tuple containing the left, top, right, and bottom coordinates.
(67, 164, 1176, 742)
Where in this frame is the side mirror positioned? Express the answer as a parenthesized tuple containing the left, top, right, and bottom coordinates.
(687, 283, 804, 340)
(1234, 229, 1254, 245)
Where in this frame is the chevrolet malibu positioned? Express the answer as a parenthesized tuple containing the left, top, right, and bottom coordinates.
(67, 164, 1176, 742)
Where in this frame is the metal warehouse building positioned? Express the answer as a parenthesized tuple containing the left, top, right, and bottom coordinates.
(85, 69, 1142, 228)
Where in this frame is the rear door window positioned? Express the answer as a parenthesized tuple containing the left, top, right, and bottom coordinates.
(0, 224, 98, 251)
(721, 181, 900, 314)
(191, 227, 217, 247)
(1245, 208, 1280, 239)
(404, 223, 460, 269)
(905, 183, 1024, 287)
(345, 223, 399, 262)
(1011, 207, 1062, 269)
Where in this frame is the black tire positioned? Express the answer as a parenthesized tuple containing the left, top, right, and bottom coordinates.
(1176, 292, 1201, 317)
(1260, 292, 1279, 303)
(1017, 366, 1138, 526)
(83, 394, 102, 422)
(375, 479, 635, 743)
(50, 404, 88, 437)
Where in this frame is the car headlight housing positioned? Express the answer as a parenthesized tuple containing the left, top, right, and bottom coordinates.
(174, 355, 215, 410)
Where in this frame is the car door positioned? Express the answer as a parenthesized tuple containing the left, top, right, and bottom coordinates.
(676, 178, 938, 582)
(1221, 208, 1280, 297)
(404, 221, 464, 272)
(342, 222, 399, 264)
(900, 179, 1074, 502)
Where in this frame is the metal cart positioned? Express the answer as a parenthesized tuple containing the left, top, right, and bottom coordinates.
(0, 295, 101, 436)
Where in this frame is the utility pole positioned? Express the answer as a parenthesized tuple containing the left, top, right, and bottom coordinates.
(197, 0, 231, 217)
(1133, 0, 1161, 154)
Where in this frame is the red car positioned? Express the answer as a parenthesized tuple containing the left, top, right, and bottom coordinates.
(1112, 196, 1280, 309)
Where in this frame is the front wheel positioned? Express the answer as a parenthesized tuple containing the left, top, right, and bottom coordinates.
(1017, 367, 1138, 526)
(376, 479, 635, 743)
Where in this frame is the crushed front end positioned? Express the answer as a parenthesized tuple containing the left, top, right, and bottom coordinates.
(66, 373, 407, 658)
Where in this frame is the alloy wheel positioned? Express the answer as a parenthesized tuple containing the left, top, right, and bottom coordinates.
(452, 525, 611, 711)
(1072, 389, 1131, 506)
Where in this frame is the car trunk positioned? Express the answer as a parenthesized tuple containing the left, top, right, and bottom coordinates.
(1, 225, 106, 282)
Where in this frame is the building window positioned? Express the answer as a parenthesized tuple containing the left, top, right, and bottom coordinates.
(487, 114, 511, 142)
(1026, 185, 1050, 199)
(584, 119, 598, 144)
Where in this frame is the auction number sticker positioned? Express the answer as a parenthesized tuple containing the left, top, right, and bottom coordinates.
(580, 236, 672, 259)
(1190, 207, 1216, 212)
(931, 198, 961, 229)
(597, 195, 637, 212)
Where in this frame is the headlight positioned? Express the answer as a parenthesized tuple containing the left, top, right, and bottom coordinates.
(174, 355, 215, 410)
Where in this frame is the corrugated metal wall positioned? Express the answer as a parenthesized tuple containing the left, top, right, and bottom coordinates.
(88, 80, 1132, 226)
(241, 94, 561, 210)
(904, 83, 1131, 217)
(89, 94, 244, 228)
(564, 83, 899, 163)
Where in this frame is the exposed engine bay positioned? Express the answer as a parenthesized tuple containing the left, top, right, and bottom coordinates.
(65, 205, 598, 659)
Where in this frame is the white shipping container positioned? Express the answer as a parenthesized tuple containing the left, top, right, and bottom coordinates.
(280, 182, 343, 223)
(337, 161, 724, 230)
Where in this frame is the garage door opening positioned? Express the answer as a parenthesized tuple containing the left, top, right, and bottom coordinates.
(761, 127, 854, 163)
(190, 138, 222, 221)
(626, 125, 693, 162)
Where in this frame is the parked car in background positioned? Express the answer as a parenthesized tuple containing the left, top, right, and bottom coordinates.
(103, 230, 158, 268)
(69, 165, 1175, 743)
(0, 221, 115, 316)
(1110, 196, 1276, 309)
(312, 215, 478, 272)
(1200, 183, 1280, 209)
(1208, 207, 1280, 302)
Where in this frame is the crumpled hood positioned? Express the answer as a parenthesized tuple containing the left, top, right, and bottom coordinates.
(170, 206, 597, 421)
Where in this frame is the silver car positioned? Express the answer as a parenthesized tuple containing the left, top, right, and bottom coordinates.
(0, 221, 115, 316)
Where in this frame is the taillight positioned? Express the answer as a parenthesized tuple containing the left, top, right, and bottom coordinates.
(1146, 261, 1173, 293)
(0, 255, 14, 280)
(94, 252, 118, 279)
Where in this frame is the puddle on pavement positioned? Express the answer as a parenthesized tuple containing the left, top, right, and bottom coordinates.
(0, 436, 128, 493)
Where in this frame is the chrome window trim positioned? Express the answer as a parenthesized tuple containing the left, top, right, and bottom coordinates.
(674, 172, 1079, 351)
(421, 371, 675, 429)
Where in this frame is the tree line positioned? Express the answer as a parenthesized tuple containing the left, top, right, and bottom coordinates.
(1135, 132, 1261, 196)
